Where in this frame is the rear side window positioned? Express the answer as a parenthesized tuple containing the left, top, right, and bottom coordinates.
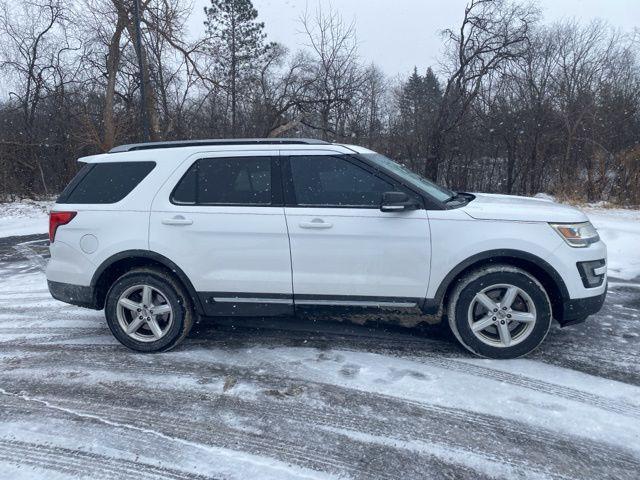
(58, 162, 156, 204)
(172, 157, 271, 205)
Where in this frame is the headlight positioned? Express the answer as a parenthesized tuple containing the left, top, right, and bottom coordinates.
(549, 222, 600, 247)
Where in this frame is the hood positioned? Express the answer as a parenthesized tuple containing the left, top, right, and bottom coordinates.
(461, 193, 589, 223)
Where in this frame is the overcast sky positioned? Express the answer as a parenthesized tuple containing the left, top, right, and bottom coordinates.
(187, 0, 639, 76)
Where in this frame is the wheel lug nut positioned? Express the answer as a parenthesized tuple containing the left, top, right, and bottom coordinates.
(493, 308, 498, 312)
(137, 308, 141, 312)
(507, 314, 511, 318)
(502, 307, 507, 310)
(492, 317, 496, 321)
(138, 315, 143, 319)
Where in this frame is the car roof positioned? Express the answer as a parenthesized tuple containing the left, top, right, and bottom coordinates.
(109, 138, 329, 153)
(78, 140, 360, 163)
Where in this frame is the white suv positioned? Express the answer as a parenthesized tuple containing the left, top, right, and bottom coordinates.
(46, 139, 607, 358)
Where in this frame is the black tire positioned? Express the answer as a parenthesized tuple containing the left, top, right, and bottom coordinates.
(105, 267, 194, 352)
(447, 265, 552, 359)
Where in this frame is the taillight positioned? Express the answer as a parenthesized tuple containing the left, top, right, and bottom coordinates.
(49, 211, 77, 242)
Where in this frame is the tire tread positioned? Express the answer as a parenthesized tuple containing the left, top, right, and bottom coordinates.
(447, 264, 552, 359)
(105, 267, 194, 353)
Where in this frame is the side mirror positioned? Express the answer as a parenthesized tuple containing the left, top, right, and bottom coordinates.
(380, 191, 419, 212)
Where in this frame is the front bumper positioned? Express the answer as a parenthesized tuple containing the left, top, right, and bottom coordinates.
(48, 280, 99, 310)
(557, 283, 607, 327)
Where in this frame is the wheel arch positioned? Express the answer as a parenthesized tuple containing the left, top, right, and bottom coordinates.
(91, 250, 204, 315)
(427, 249, 569, 322)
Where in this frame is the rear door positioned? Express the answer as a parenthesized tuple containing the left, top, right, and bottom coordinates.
(283, 151, 431, 307)
(149, 151, 293, 315)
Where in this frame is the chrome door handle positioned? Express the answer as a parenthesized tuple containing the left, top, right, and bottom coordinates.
(162, 215, 193, 226)
(299, 219, 333, 229)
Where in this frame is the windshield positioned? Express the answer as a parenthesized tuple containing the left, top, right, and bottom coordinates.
(361, 153, 454, 202)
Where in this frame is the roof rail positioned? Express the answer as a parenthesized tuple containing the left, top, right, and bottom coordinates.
(109, 138, 329, 153)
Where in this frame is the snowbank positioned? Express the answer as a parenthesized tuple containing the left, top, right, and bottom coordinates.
(583, 207, 640, 281)
(0, 201, 51, 237)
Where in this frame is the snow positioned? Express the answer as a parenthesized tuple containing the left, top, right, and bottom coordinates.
(177, 346, 640, 452)
(533, 193, 555, 202)
(0, 200, 51, 237)
(0, 415, 333, 480)
(0, 258, 639, 478)
(318, 427, 555, 480)
(583, 206, 640, 281)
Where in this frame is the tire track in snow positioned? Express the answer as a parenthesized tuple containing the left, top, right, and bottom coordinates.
(2, 370, 639, 480)
(0, 329, 109, 346)
(221, 399, 578, 480)
(2, 323, 640, 422)
(0, 381, 561, 479)
(417, 357, 640, 419)
(0, 397, 336, 480)
(0, 327, 101, 335)
(4, 391, 633, 480)
(0, 388, 408, 480)
(4, 337, 640, 427)
(195, 321, 640, 389)
(0, 439, 216, 480)
(200, 324, 640, 419)
(71, 340, 640, 420)
(12, 240, 48, 272)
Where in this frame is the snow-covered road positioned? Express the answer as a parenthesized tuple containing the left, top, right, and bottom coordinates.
(1, 204, 639, 479)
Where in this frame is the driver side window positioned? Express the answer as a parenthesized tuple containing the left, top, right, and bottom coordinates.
(289, 155, 394, 207)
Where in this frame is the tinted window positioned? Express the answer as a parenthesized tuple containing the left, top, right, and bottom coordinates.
(362, 153, 453, 202)
(290, 155, 394, 207)
(171, 163, 197, 204)
(58, 162, 155, 204)
(172, 157, 271, 205)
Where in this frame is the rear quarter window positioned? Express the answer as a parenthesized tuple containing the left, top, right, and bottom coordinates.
(57, 161, 156, 204)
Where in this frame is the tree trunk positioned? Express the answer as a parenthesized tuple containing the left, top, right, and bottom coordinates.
(425, 130, 442, 182)
(103, 17, 125, 151)
(230, 15, 237, 137)
(320, 103, 330, 141)
(124, 11, 159, 140)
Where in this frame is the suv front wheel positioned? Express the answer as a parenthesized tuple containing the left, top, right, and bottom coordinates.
(447, 265, 552, 359)
(105, 268, 194, 352)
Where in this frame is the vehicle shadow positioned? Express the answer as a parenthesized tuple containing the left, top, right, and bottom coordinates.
(188, 311, 466, 358)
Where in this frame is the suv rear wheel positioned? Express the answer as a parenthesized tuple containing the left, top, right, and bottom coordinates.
(105, 267, 194, 352)
(447, 265, 552, 359)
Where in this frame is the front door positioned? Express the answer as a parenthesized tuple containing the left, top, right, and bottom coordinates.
(283, 152, 431, 307)
(150, 151, 293, 315)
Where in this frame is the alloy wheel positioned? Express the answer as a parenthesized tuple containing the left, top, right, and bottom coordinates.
(467, 283, 537, 348)
(116, 284, 174, 342)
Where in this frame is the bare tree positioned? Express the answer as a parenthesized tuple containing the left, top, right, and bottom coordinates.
(300, 4, 363, 140)
(428, 0, 538, 181)
(0, 0, 72, 194)
(1, 0, 639, 205)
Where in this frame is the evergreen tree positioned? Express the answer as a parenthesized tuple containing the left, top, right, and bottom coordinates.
(204, 0, 269, 136)
(395, 67, 442, 170)
(423, 67, 442, 114)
